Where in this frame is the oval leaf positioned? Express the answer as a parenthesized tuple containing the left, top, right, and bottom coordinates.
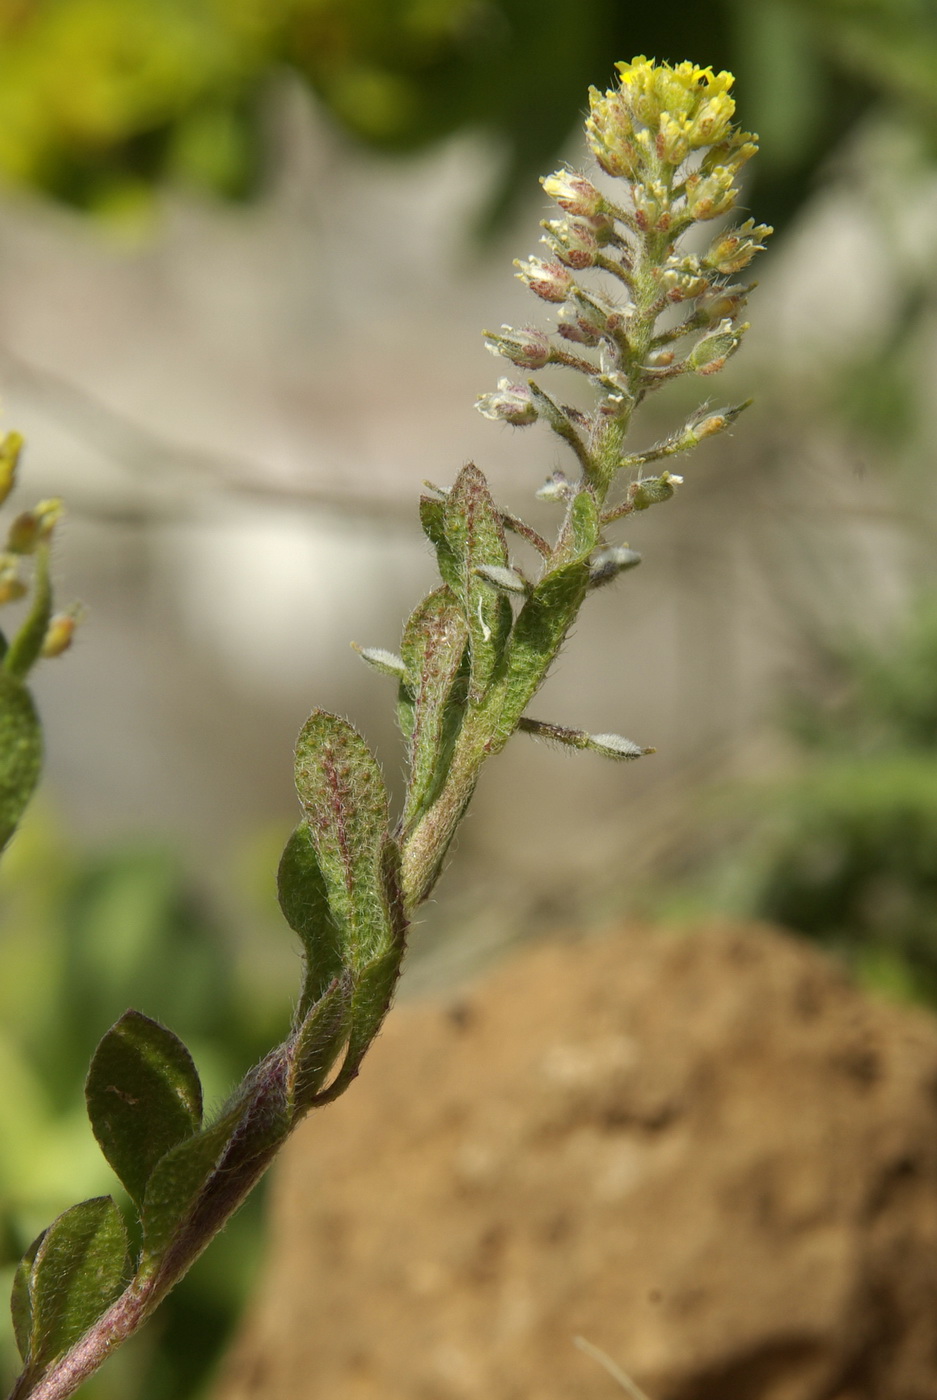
(286, 974, 353, 1116)
(293, 711, 403, 968)
(10, 1232, 42, 1360)
(444, 464, 512, 702)
(141, 1102, 246, 1266)
(277, 825, 346, 1018)
(21, 1197, 130, 1371)
(400, 587, 469, 832)
(142, 1057, 291, 1267)
(86, 1011, 203, 1206)
(495, 491, 600, 741)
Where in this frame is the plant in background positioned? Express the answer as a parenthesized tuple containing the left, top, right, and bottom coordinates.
(3, 57, 769, 1400)
(732, 597, 937, 1004)
(0, 433, 77, 859)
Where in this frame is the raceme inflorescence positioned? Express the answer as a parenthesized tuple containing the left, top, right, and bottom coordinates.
(6, 57, 769, 1400)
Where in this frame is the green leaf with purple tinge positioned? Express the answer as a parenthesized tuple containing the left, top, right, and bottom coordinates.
(496, 489, 599, 741)
(443, 464, 512, 702)
(400, 587, 469, 831)
(86, 1010, 203, 1207)
(291, 710, 404, 970)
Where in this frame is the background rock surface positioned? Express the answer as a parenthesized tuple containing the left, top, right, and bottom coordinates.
(216, 924, 937, 1400)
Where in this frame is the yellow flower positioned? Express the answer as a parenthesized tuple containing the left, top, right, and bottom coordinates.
(613, 57, 737, 141)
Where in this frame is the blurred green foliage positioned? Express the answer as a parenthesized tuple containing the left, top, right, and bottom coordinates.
(0, 819, 283, 1400)
(0, 0, 934, 230)
(739, 599, 937, 1004)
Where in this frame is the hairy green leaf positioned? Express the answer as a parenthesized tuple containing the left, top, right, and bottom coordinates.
(495, 491, 599, 742)
(278, 824, 346, 1017)
(400, 587, 469, 831)
(0, 669, 41, 853)
(419, 495, 459, 593)
(10, 1233, 42, 1361)
(16, 1198, 130, 1371)
(318, 943, 404, 1104)
(140, 1100, 247, 1266)
(286, 974, 353, 1115)
(444, 464, 512, 702)
(86, 1011, 203, 1207)
(292, 710, 404, 968)
(142, 1055, 292, 1267)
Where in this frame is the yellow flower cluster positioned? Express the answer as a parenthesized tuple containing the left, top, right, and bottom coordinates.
(586, 55, 756, 184)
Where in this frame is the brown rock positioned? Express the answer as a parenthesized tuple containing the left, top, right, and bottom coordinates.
(216, 924, 937, 1400)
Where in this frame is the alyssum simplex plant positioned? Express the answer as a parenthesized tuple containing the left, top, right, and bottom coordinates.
(4, 58, 770, 1400)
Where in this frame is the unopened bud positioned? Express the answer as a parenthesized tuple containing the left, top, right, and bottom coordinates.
(474, 564, 529, 595)
(589, 546, 642, 588)
(588, 733, 653, 760)
(692, 285, 750, 327)
(632, 180, 670, 232)
(41, 610, 80, 659)
(541, 218, 599, 270)
(514, 255, 574, 303)
(0, 432, 23, 507)
(657, 112, 690, 166)
(541, 169, 606, 218)
(703, 219, 773, 275)
(629, 472, 683, 510)
(8, 498, 63, 554)
(687, 91, 735, 147)
(685, 167, 738, 221)
(687, 319, 747, 375)
(353, 644, 407, 680)
(536, 472, 571, 502)
(476, 379, 539, 426)
(484, 325, 552, 370)
(682, 400, 751, 445)
(585, 86, 640, 178)
(567, 288, 624, 344)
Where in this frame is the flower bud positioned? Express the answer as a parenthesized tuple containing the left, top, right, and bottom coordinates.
(556, 303, 600, 347)
(536, 472, 571, 502)
(686, 319, 747, 375)
(352, 645, 407, 679)
(701, 132, 757, 177)
(629, 472, 683, 510)
(680, 400, 750, 446)
(514, 255, 574, 303)
(589, 545, 642, 588)
(692, 284, 750, 327)
(687, 91, 735, 147)
(484, 325, 552, 370)
(657, 112, 690, 166)
(588, 732, 651, 759)
(541, 169, 606, 218)
(0, 431, 23, 508)
(541, 217, 599, 270)
(684, 167, 737, 221)
(474, 563, 530, 595)
(703, 219, 773, 275)
(658, 254, 708, 301)
(475, 379, 539, 426)
(585, 85, 640, 178)
(568, 288, 625, 344)
(41, 610, 80, 659)
(632, 179, 670, 232)
(7, 498, 62, 554)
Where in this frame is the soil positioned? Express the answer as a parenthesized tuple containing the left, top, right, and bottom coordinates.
(215, 922, 937, 1400)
